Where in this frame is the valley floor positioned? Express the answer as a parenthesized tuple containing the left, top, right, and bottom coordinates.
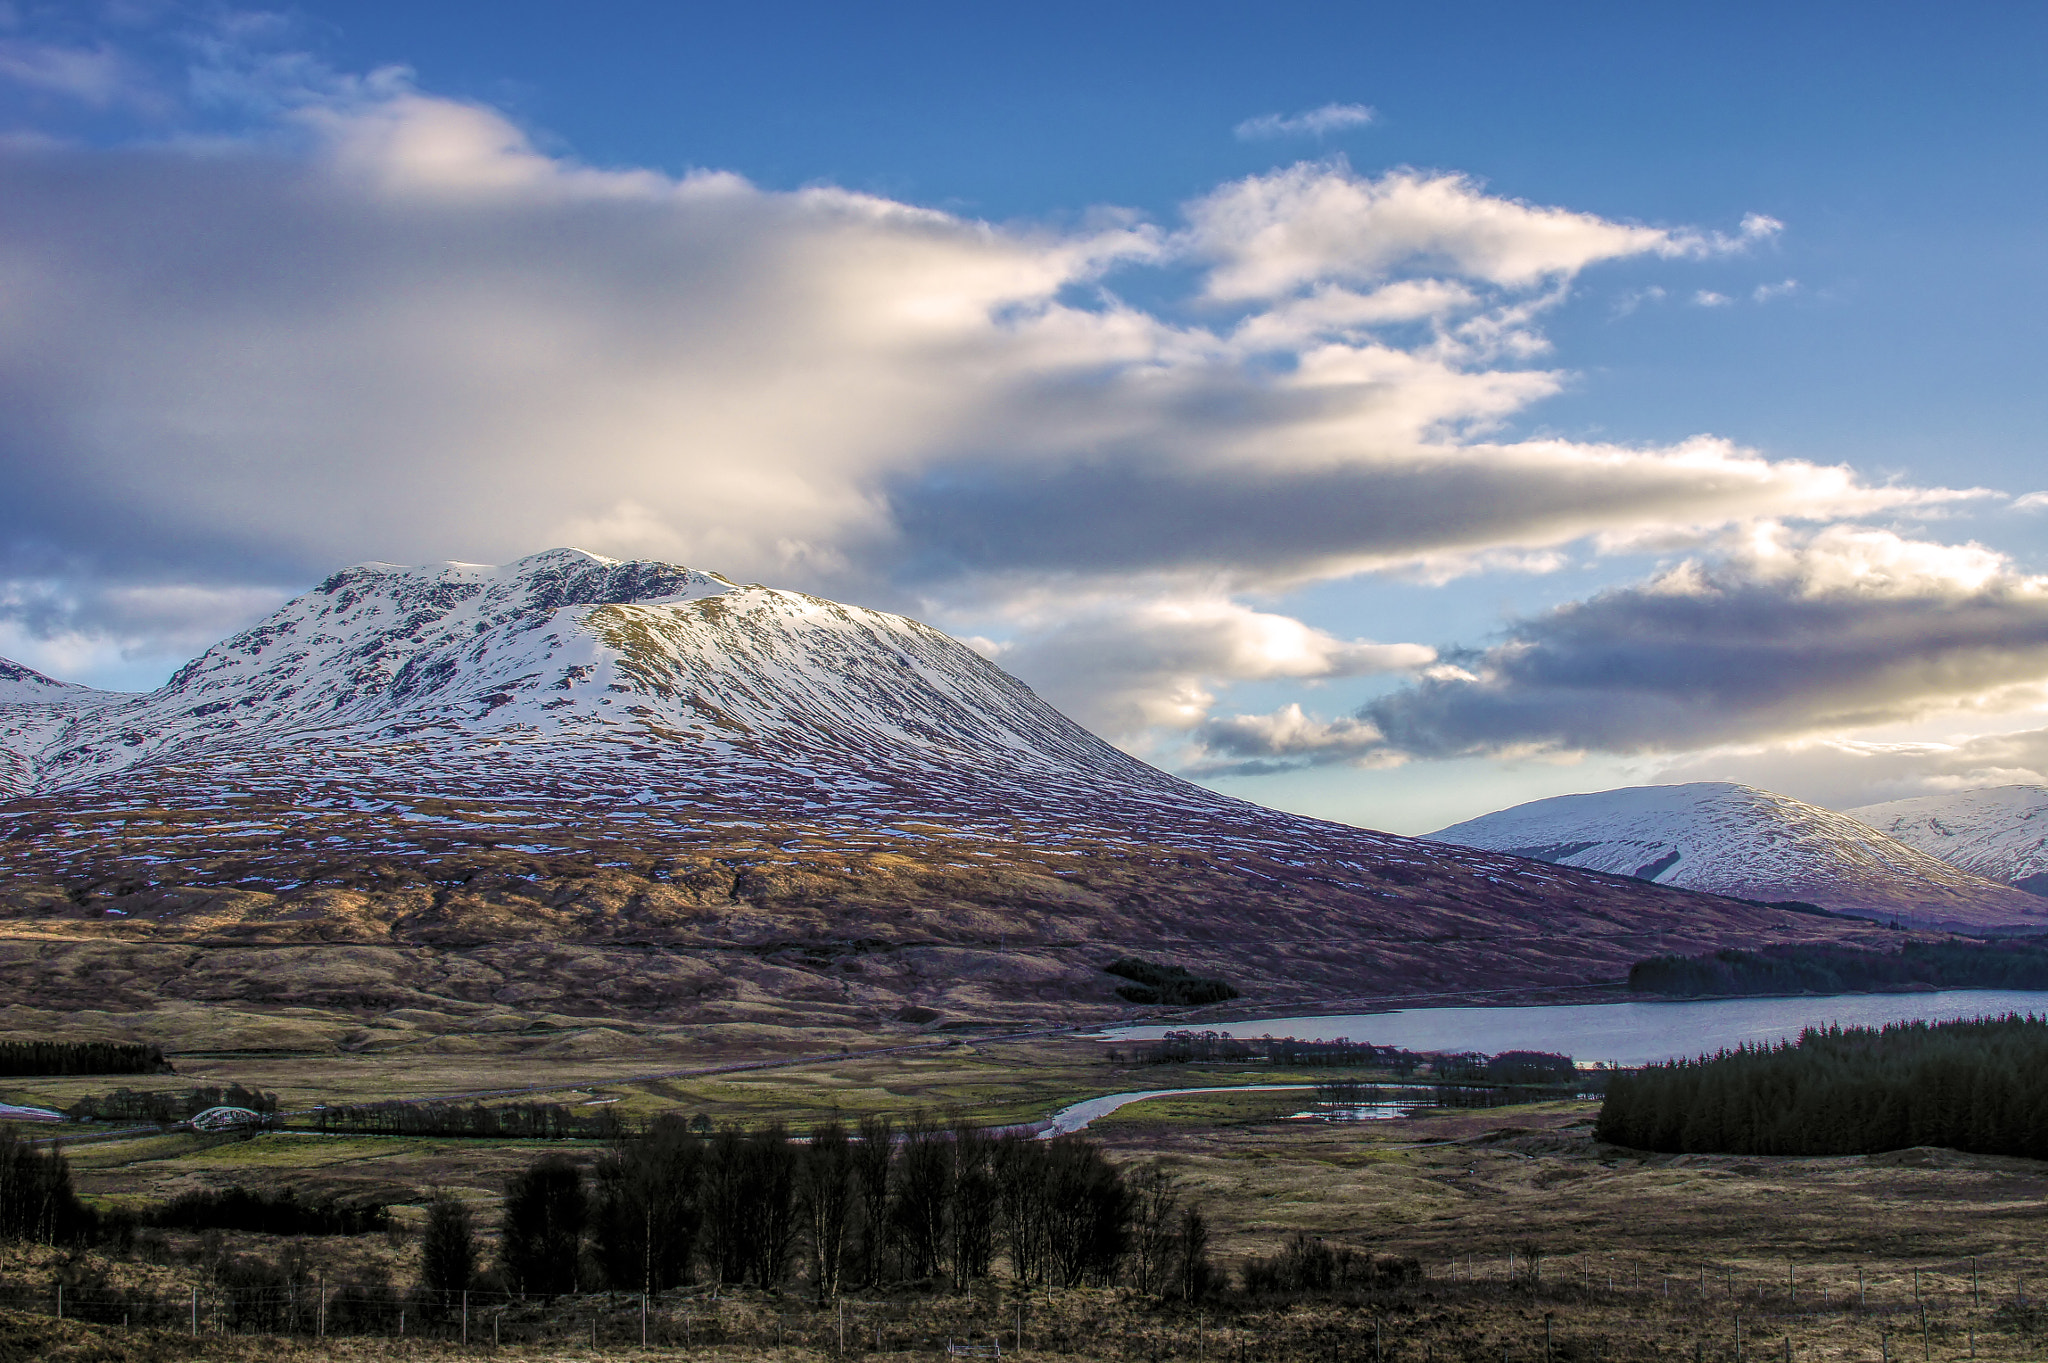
(8, 1043, 2048, 1361)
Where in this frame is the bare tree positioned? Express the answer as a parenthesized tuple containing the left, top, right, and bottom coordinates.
(951, 1123, 995, 1289)
(801, 1117, 856, 1302)
(1128, 1166, 1181, 1295)
(853, 1113, 894, 1284)
(993, 1134, 1049, 1285)
(892, 1115, 953, 1281)
(1175, 1206, 1214, 1301)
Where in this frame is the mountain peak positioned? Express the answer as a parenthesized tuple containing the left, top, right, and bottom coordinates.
(1849, 786, 2048, 897)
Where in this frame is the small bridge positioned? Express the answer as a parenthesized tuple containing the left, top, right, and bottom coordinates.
(187, 1106, 265, 1132)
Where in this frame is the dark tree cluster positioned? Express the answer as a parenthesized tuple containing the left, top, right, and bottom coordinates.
(152, 1186, 391, 1236)
(1628, 938, 2048, 998)
(496, 1116, 1215, 1301)
(0, 1129, 94, 1244)
(0, 1040, 171, 1077)
(66, 1084, 278, 1124)
(1139, 1031, 1420, 1070)
(310, 1100, 623, 1140)
(1431, 1051, 1578, 1085)
(1239, 1233, 1420, 1297)
(1597, 1013, 2048, 1156)
(1103, 959, 1240, 1007)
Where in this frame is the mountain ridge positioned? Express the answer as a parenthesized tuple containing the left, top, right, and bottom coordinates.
(0, 551, 1915, 1030)
(1428, 781, 2042, 928)
(1848, 786, 2048, 897)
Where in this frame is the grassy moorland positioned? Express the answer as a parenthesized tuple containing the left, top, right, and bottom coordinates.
(9, 1035, 2048, 1362)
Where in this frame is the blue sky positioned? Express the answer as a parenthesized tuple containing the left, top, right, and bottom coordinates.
(2, 1, 2046, 831)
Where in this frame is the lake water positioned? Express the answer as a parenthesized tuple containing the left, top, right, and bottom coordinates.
(1096, 989, 2048, 1067)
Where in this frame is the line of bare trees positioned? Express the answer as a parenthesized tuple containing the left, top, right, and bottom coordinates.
(485, 1116, 1214, 1303)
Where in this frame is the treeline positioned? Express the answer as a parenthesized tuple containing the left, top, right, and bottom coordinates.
(307, 1100, 624, 1140)
(154, 1186, 391, 1236)
(0, 1040, 170, 1076)
(479, 1116, 1215, 1301)
(1629, 938, 2048, 997)
(1433, 1051, 1578, 1085)
(1596, 1013, 2048, 1157)
(1104, 959, 1239, 1007)
(0, 1130, 93, 1244)
(1140, 1032, 1422, 1070)
(1137, 1033, 1578, 1089)
(65, 1085, 278, 1124)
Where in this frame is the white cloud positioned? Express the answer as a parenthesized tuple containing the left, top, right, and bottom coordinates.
(1191, 705, 1395, 774)
(1753, 278, 1798, 303)
(1234, 103, 1377, 141)
(1652, 726, 2048, 812)
(1694, 290, 1732, 307)
(1186, 164, 1687, 299)
(0, 40, 132, 106)
(991, 596, 1433, 740)
(1361, 525, 2048, 764)
(2013, 491, 2048, 512)
(1613, 285, 1667, 316)
(0, 48, 1984, 751)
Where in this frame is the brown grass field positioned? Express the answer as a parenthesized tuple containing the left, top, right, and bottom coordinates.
(8, 1036, 2048, 1363)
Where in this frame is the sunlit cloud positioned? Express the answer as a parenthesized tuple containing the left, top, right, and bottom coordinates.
(1233, 102, 1377, 140)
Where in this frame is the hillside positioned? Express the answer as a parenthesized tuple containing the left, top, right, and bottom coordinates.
(1428, 782, 2042, 928)
(0, 552, 1903, 1040)
(1847, 786, 2048, 897)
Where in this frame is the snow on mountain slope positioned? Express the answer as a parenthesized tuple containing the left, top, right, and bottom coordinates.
(1428, 782, 2043, 927)
(4, 548, 1211, 817)
(0, 659, 128, 796)
(1847, 787, 2048, 897)
(0, 552, 1938, 1011)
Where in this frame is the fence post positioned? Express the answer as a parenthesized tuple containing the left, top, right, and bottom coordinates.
(464, 1288, 470, 1345)
(319, 1273, 325, 1338)
(643, 1292, 648, 1348)
(190, 1285, 197, 1337)
(56, 1283, 62, 1320)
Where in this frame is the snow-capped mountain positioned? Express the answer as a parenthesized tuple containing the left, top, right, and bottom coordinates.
(0, 659, 125, 796)
(1847, 786, 2048, 897)
(1428, 782, 2042, 927)
(9, 549, 1176, 806)
(0, 551, 1962, 1015)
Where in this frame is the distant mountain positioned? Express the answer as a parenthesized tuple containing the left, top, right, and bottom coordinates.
(1428, 782, 2042, 928)
(0, 658, 125, 796)
(0, 552, 1904, 1025)
(1847, 786, 2048, 898)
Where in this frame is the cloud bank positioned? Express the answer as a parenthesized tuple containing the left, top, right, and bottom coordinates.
(1200, 526, 2048, 778)
(2, 25, 2011, 793)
